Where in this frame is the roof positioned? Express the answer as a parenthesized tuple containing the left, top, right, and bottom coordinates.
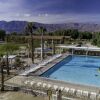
(25, 36, 70, 40)
(35, 48, 52, 52)
(57, 45, 100, 51)
(3, 55, 17, 59)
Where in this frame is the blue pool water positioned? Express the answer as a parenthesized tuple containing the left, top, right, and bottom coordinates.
(41, 55, 100, 87)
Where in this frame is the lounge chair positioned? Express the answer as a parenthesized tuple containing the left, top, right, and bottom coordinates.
(59, 86, 64, 91)
(82, 91, 89, 98)
(68, 88, 76, 96)
(90, 92, 97, 100)
(76, 90, 83, 98)
(47, 84, 52, 89)
(97, 94, 100, 100)
(36, 82, 42, 87)
(24, 80, 30, 85)
(53, 85, 58, 91)
(30, 81, 36, 86)
(42, 83, 47, 88)
(64, 87, 69, 93)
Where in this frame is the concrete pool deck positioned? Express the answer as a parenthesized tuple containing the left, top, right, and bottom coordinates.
(4, 53, 100, 99)
(6, 75, 100, 93)
(30, 53, 68, 76)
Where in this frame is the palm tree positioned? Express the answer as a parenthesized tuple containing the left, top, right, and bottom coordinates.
(38, 27, 47, 61)
(25, 22, 37, 63)
(1, 59, 5, 91)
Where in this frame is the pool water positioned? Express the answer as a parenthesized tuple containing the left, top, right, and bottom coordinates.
(41, 55, 100, 87)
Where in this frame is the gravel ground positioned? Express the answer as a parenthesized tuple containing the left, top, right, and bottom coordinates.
(0, 92, 48, 100)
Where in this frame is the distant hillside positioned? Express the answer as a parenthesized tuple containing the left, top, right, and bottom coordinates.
(0, 21, 100, 33)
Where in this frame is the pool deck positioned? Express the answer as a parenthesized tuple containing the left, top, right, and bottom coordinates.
(30, 53, 68, 76)
(4, 53, 100, 100)
(5, 75, 100, 93)
(5, 53, 100, 94)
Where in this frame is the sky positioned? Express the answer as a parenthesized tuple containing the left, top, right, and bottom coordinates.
(1, 0, 100, 23)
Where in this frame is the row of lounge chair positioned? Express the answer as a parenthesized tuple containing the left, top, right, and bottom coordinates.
(20, 54, 62, 76)
(24, 80, 99, 100)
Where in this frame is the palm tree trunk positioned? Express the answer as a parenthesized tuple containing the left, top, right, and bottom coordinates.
(1, 60, 4, 91)
(6, 52, 9, 75)
(41, 32, 44, 61)
(31, 33, 34, 63)
(52, 39, 55, 55)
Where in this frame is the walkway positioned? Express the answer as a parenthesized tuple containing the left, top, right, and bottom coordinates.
(20, 54, 62, 76)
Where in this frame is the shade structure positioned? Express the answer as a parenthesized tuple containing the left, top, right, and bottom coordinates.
(57, 45, 100, 52)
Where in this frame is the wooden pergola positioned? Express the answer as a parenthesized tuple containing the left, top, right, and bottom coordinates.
(25, 35, 71, 60)
(25, 35, 70, 41)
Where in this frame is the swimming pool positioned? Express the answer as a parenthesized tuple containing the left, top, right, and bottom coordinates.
(41, 55, 100, 87)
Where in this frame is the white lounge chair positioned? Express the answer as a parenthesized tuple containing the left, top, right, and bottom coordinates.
(82, 91, 89, 98)
(36, 82, 42, 87)
(42, 83, 47, 88)
(47, 84, 52, 89)
(97, 94, 100, 100)
(90, 92, 97, 100)
(59, 86, 64, 91)
(76, 90, 83, 98)
(24, 80, 30, 85)
(69, 88, 76, 95)
(30, 81, 36, 86)
(64, 87, 69, 93)
(53, 85, 58, 90)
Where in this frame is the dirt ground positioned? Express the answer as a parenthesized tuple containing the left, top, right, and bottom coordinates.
(0, 92, 48, 100)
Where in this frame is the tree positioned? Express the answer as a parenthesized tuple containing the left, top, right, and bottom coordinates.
(0, 30, 6, 41)
(25, 22, 37, 63)
(14, 57, 22, 69)
(79, 32, 92, 39)
(11, 32, 17, 35)
(69, 29, 79, 39)
(38, 26, 47, 61)
(1, 43, 19, 75)
(92, 32, 100, 47)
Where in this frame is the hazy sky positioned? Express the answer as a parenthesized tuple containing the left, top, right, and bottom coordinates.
(1, 0, 100, 23)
